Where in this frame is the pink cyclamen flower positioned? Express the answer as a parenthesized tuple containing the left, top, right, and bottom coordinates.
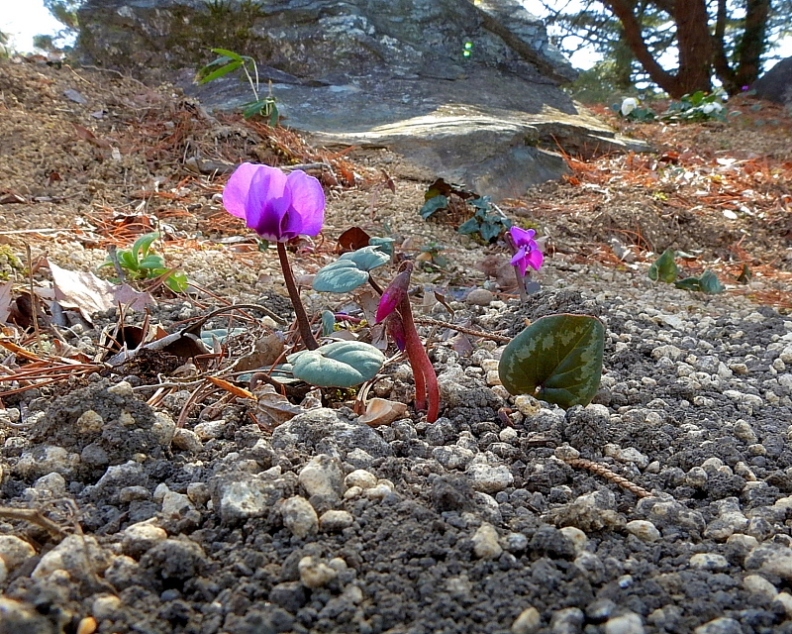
(223, 162, 325, 242)
(509, 227, 544, 275)
(375, 267, 411, 324)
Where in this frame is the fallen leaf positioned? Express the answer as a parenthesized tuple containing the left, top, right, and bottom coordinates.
(252, 383, 305, 424)
(336, 226, 371, 253)
(234, 332, 285, 371)
(49, 260, 155, 323)
(0, 283, 12, 324)
(359, 397, 409, 427)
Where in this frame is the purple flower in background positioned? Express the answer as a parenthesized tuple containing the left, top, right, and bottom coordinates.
(223, 163, 325, 242)
(509, 227, 543, 275)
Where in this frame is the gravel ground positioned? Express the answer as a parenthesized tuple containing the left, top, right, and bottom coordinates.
(2, 259, 792, 634)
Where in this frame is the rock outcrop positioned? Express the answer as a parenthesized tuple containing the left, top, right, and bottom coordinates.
(76, 0, 647, 199)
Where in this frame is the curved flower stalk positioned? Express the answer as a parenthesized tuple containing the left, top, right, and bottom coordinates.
(377, 262, 440, 423)
(223, 162, 325, 349)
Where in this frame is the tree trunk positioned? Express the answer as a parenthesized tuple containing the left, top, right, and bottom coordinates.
(734, 0, 771, 89)
(672, 0, 713, 95)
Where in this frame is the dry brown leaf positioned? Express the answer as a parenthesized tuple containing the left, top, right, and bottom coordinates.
(359, 397, 409, 427)
(0, 282, 12, 324)
(253, 383, 305, 424)
(48, 260, 155, 322)
(234, 332, 285, 372)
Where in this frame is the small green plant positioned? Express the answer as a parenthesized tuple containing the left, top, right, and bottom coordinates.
(420, 179, 513, 243)
(662, 90, 726, 123)
(196, 48, 279, 124)
(0, 245, 23, 281)
(615, 91, 727, 124)
(648, 248, 725, 294)
(101, 232, 189, 293)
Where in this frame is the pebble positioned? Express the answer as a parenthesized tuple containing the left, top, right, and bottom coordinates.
(689, 553, 729, 571)
(511, 606, 541, 634)
(366, 481, 395, 500)
(151, 411, 176, 446)
(32, 535, 109, 581)
(605, 612, 644, 634)
(559, 526, 588, 553)
(121, 522, 168, 558)
(193, 420, 226, 440)
(161, 490, 196, 519)
(466, 288, 494, 306)
(319, 510, 354, 531)
(433, 445, 476, 469)
(625, 520, 661, 542)
(298, 555, 337, 588)
(693, 617, 743, 634)
(15, 445, 80, 479)
(743, 573, 778, 600)
(298, 454, 343, 499)
(92, 594, 122, 620)
(774, 592, 792, 618)
(344, 469, 377, 490)
(0, 535, 36, 571)
(466, 461, 514, 493)
(171, 428, 203, 452)
(472, 523, 502, 559)
(216, 477, 282, 522)
(280, 495, 319, 538)
(551, 607, 584, 633)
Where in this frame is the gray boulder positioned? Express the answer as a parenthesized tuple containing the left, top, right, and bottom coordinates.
(76, 0, 647, 199)
(752, 56, 792, 106)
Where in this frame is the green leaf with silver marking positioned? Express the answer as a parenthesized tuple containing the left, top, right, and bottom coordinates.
(498, 314, 605, 408)
(288, 341, 385, 387)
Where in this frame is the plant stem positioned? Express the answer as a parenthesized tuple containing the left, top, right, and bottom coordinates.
(277, 241, 319, 350)
(504, 232, 529, 301)
(397, 268, 439, 423)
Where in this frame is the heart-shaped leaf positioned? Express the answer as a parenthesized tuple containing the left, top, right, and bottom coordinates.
(313, 246, 391, 293)
(675, 269, 725, 294)
(648, 249, 678, 283)
(288, 341, 385, 387)
(498, 314, 604, 408)
(420, 195, 449, 219)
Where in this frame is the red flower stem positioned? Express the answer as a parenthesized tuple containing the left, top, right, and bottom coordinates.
(398, 290, 440, 423)
(277, 241, 319, 350)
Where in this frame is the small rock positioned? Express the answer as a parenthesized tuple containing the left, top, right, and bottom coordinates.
(472, 523, 502, 559)
(193, 420, 226, 440)
(466, 461, 514, 493)
(550, 607, 585, 634)
(121, 522, 168, 558)
(743, 574, 778, 600)
(693, 617, 743, 634)
(344, 469, 377, 490)
(689, 553, 729, 571)
(32, 535, 109, 581)
(151, 412, 176, 446)
(605, 612, 645, 634)
(186, 482, 211, 507)
(299, 454, 344, 499)
(511, 606, 541, 634)
(215, 475, 283, 522)
(466, 288, 494, 306)
(118, 486, 150, 503)
(15, 445, 81, 480)
(319, 509, 354, 531)
(91, 594, 122, 620)
(280, 496, 319, 538)
(161, 490, 195, 520)
(625, 520, 661, 542)
(366, 481, 396, 500)
(269, 581, 308, 612)
(298, 555, 337, 588)
(172, 428, 203, 453)
(433, 445, 476, 470)
(559, 526, 588, 553)
(774, 592, 792, 618)
(0, 597, 57, 634)
(0, 535, 35, 571)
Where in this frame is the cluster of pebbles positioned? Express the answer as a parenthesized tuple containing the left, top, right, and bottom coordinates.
(2, 268, 792, 634)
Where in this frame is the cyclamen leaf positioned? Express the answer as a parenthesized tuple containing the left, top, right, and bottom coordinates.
(288, 341, 385, 387)
(498, 314, 604, 409)
(420, 195, 449, 219)
(313, 247, 391, 293)
(648, 249, 678, 283)
(458, 218, 480, 235)
(675, 270, 724, 294)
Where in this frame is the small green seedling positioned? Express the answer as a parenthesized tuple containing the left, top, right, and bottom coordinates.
(196, 48, 279, 124)
(101, 232, 189, 293)
(648, 249, 724, 294)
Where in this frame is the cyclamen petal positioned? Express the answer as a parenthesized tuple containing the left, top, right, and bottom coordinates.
(376, 268, 411, 324)
(386, 314, 407, 352)
(509, 226, 543, 275)
(222, 162, 326, 242)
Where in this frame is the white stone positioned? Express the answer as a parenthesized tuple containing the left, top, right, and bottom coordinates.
(193, 420, 226, 440)
(280, 496, 318, 538)
(344, 469, 377, 490)
(511, 607, 541, 634)
(298, 555, 337, 588)
(743, 574, 778, 600)
(0, 535, 36, 570)
(467, 462, 514, 493)
(625, 520, 661, 542)
(472, 523, 502, 559)
(299, 454, 344, 499)
(319, 510, 354, 531)
(605, 612, 644, 634)
(689, 553, 729, 571)
(559, 527, 588, 553)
